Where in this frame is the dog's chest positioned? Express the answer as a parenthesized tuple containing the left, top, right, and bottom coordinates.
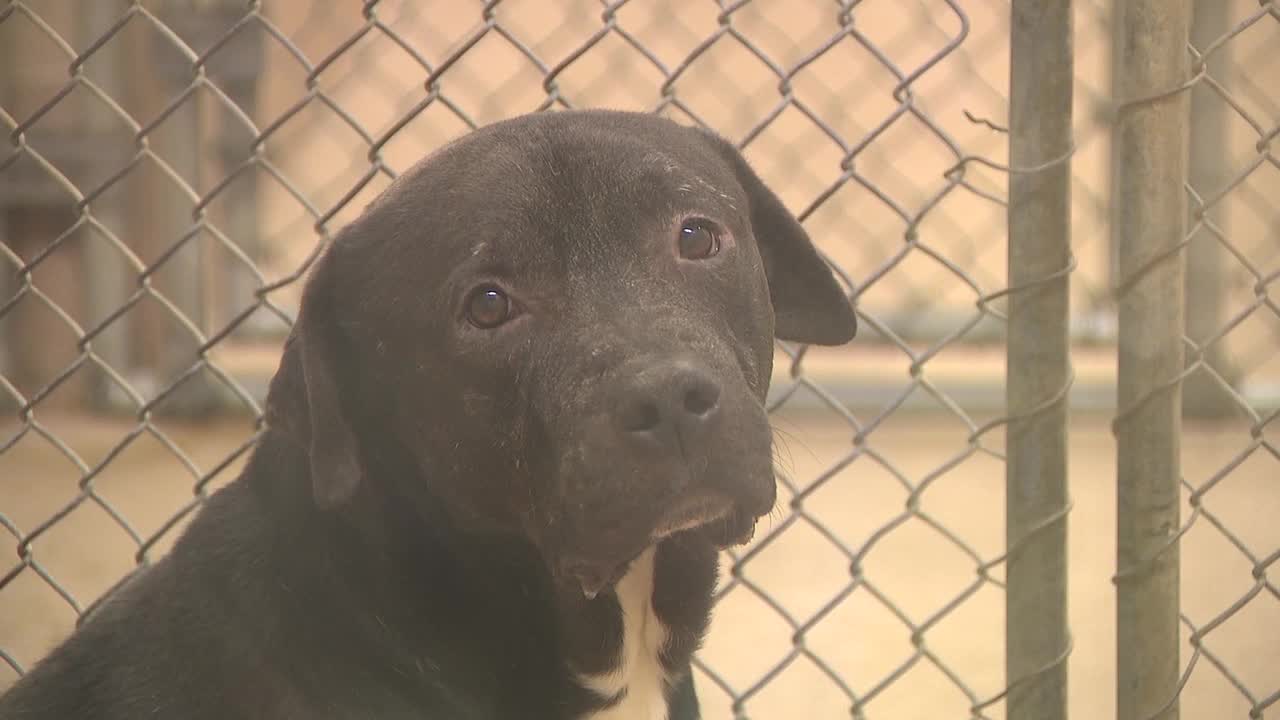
(578, 547, 670, 720)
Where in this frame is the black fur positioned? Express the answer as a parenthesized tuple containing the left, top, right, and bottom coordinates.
(0, 110, 855, 719)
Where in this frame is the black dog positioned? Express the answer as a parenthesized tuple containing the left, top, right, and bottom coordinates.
(0, 110, 855, 719)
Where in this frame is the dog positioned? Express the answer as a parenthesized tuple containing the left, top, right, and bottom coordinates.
(0, 110, 856, 719)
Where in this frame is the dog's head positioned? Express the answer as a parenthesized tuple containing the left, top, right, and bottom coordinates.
(266, 111, 855, 597)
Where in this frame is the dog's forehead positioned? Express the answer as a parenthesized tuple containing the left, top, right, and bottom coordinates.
(339, 112, 754, 309)
(443, 126, 742, 266)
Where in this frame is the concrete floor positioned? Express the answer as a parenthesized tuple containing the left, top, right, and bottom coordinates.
(0, 409, 1275, 718)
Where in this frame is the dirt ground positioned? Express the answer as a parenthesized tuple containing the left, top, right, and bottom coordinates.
(0, 409, 1275, 719)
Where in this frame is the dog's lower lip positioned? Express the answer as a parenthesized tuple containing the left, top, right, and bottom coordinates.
(727, 518, 756, 546)
(558, 489, 761, 599)
(650, 490, 735, 541)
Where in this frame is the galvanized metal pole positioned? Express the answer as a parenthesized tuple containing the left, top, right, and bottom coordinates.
(1184, 0, 1237, 419)
(1006, 2, 1073, 720)
(82, 1, 134, 412)
(129, 1, 215, 414)
(1111, 1, 1191, 718)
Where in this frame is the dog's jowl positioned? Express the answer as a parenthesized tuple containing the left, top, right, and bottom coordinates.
(0, 111, 856, 720)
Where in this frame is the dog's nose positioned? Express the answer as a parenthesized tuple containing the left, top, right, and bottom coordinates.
(616, 363, 722, 445)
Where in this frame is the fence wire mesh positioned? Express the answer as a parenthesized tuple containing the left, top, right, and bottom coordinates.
(0, 1, 1276, 719)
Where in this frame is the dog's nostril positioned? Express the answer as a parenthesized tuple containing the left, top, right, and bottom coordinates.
(621, 401, 662, 433)
(683, 384, 720, 416)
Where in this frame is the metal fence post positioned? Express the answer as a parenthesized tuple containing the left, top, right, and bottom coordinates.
(129, 0, 215, 415)
(81, 1, 134, 412)
(1006, 3, 1073, 720)
(203, 0, 265, 339)
(1183, 0, 1238, 419)
(1111, 1, 1191, 718)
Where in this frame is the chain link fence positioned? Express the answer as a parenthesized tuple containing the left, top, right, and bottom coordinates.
(0, 1, 1276, 719)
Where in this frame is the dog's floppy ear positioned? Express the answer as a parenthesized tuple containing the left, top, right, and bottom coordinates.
(265, 248, 362, 509)
(700, 130, 857, 345)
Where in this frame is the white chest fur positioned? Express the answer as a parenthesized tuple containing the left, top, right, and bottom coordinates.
(579, 547, 670, 720)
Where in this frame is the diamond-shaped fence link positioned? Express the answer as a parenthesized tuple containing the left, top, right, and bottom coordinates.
(0, 1, 1276, 719)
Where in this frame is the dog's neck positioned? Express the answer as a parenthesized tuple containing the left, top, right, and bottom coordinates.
(250, 429, 716, 717)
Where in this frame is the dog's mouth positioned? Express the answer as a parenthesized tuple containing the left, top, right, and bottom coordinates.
(564, 489, 759, 600)
(650, 490, 732, 539)
(650, 489, 758, 546)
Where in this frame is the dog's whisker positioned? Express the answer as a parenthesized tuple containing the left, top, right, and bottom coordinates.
(769, 423, 817, 468)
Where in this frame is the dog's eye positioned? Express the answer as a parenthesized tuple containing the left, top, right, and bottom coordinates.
(678, 219, 720, 260)
(466, 286, 512, 329)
